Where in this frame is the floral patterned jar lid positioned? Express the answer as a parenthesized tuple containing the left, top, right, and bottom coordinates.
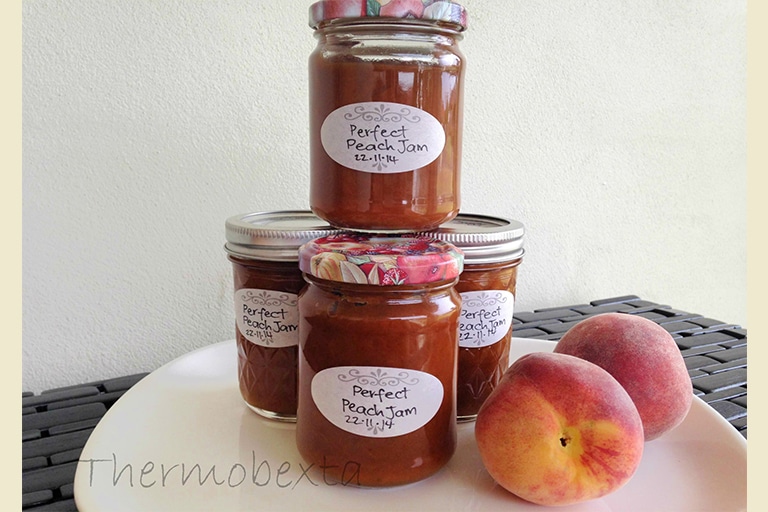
(309, 0, 468, 31)
(299, 233, 464, 286)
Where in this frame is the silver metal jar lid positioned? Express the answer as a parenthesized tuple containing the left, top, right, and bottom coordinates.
(224, 210, 341, 262)
(423, 213, 525, 265)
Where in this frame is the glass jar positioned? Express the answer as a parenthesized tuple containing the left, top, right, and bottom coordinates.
(224, 211, 340, 421)
(426, 214, 525, 421)
(308, 1, 468, 232)
(296, 234, 464, 486)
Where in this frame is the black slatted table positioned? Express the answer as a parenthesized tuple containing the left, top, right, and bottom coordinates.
(22, 374, 149, 510)
(21, 295, 747, 511)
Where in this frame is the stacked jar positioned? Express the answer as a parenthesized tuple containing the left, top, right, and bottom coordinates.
(224, 0, 525, 489)
(307, 0, 467, 232)
(295, 233, 464, 487)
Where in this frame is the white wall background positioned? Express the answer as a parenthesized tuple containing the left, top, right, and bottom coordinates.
(22, 0, 746, 392)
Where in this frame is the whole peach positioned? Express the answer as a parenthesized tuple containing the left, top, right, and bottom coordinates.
(554, 312, 693, 441)
(475, 352, 644, 506)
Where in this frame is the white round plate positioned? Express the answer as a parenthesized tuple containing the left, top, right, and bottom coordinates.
(74, 338, 747, 512)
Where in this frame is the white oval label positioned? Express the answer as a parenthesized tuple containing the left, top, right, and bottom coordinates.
(458, 291, 515, 348)
(235, 289, 299, 348)
(320, 101, 446, 174)
(311, 366, 444, 438)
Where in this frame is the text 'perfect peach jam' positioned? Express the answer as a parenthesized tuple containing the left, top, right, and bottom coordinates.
(308, 1, 468, 231)
(225, 211, 340, 421)
(296, 233, 464, 486)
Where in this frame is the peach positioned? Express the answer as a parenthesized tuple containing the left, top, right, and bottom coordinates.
(475, 352, 644, 506)
(553, 312, 693, 441)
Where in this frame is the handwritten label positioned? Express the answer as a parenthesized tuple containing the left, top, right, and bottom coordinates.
(458, 291, 515, 348)
(235, 289, 299, 348)
(320, 102, 445, 174)
(311, 366, 443, 438)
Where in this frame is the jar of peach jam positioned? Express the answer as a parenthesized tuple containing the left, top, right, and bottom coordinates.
(224, 211, 339, 421)
(296, 234, 463, 486)
(308, 1, 468, 232)
(426, 214, 525, 421)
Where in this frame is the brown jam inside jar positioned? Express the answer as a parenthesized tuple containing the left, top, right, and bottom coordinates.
(308, 9, 467, 232)
(229, 257, 304, 420)
(225, 211, 340, 421)
(455, 259, 521, 420)
(296, 234, 464, 486)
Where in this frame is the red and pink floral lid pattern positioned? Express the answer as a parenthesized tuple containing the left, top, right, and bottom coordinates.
(299, 233, 464, 286)
(309, 0, 468, 30)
